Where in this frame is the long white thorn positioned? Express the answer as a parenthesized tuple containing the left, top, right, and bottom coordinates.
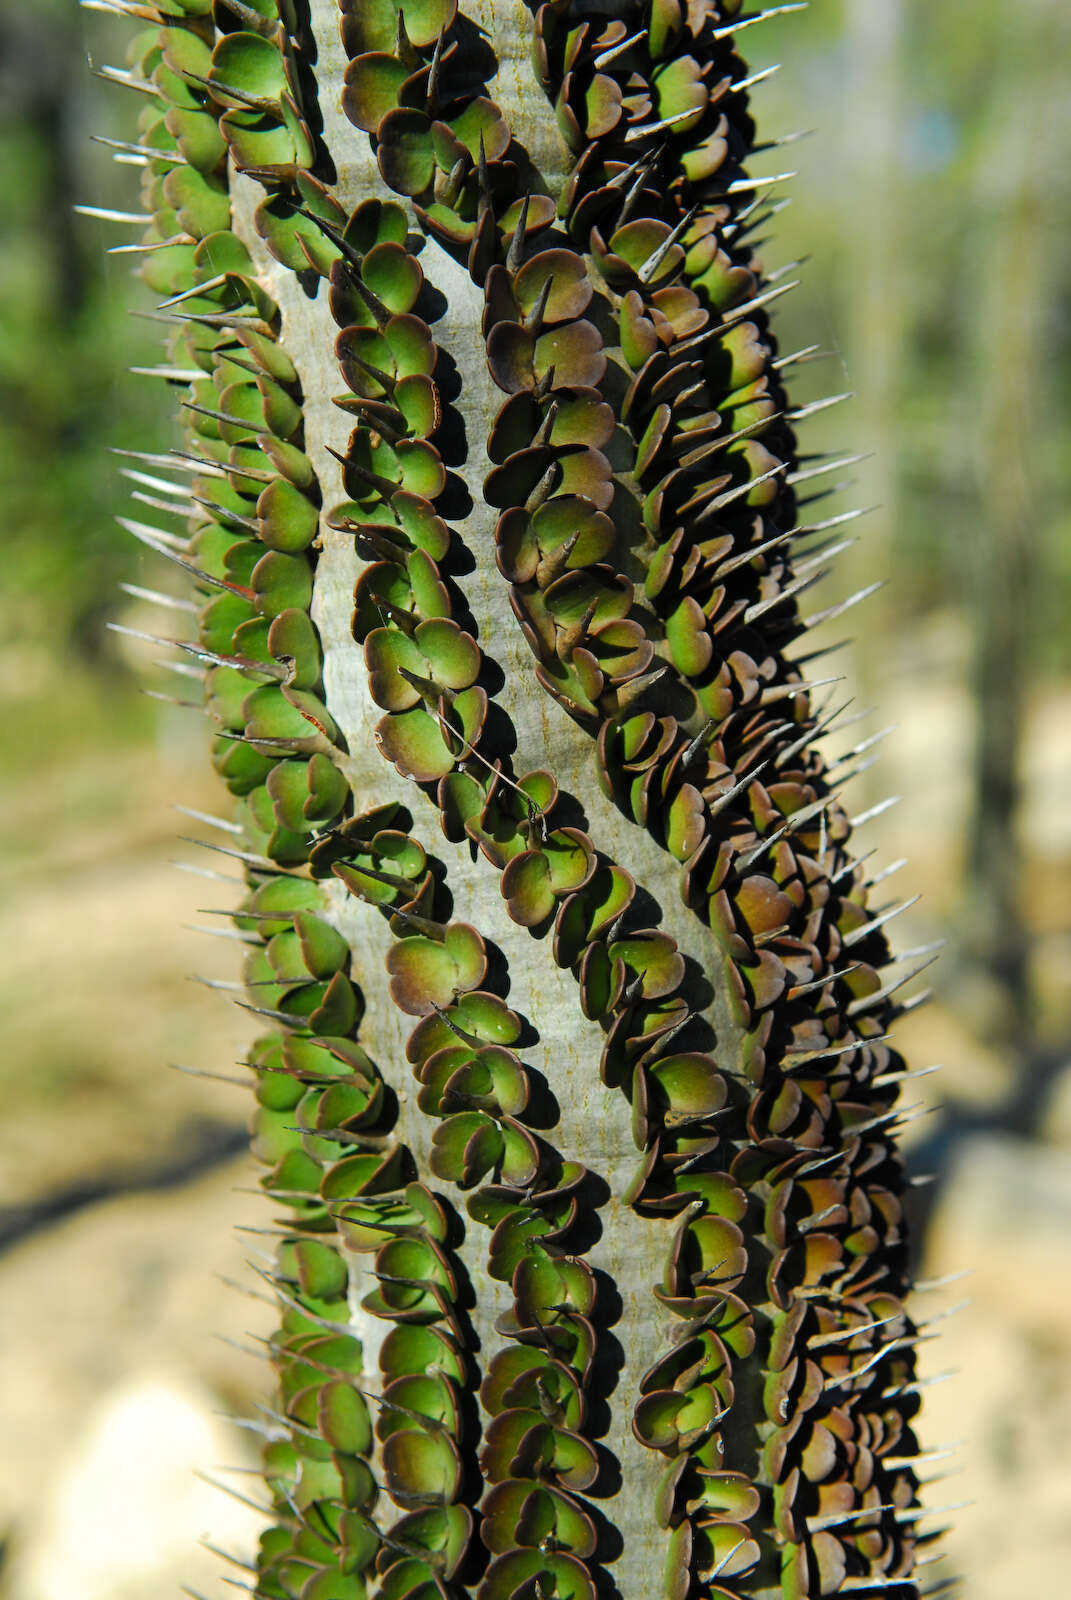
(94, 65, 162, 97)
(735, 794, 832, 871)
(827, 724, 897, 770)
(882, 1369, 956, 1400)
(806, 1502, 897, 1532)
(802, 579, 885, 630)
(131, 490, 192, 519)
(795, 504, 877, 536)
(169, 1062, 249, 1087)
(710, 525, 795, 580)
(871, 1062, 943, 1088)
(171, 860, 243, 885)
(892, 938, 946, 964)
(108, 238, 191, 255)
(884, 1444, 964, 1469)
(764, 256, 808, 284)
(130, 364, 204, 382)
(787, 961, 860, 998)
(723, 170, 797, 196)
(193, 1471, 272, 1517)
(807, 1312, 902, 1350)
(847, 954, 940, 1016)
(788, 391, 854, 421)
(865, 856, 907, 889)
(713, 4, 808, 38)
(155, 658, 203, 682)
(850, 794, 901, 828)
(92, 133, 180, 162)
(180, 835, 285, 872)
(592, 28, 647, 68)
(637, 205, 698, 284)
(82, 0, 164, 14)
(793, 535, 857, 578)
(119, 582, 196, 614)
(731, 63, 782, 94)
(759, 673, 845, 705)
(743, 565, 823, 625)
(754, 127, 815, 153)
(772, 697, 854, 769)
(158, 273, 228, 308)
(624, 107, 702, 143)
(917, 1297, 971, 1329)
(717, 277, 799, 326)
(796, 476, 857, 507)
(842, 896, 921, 949)
(74, 204, 147, 224)
(788, 451, 872, 486)
(912, 1270, 972, 1294)
(724, 195, 793, 243)
(142, 688, 198, 708)
(774, 342, 822, 369)
(894, 1500, 972, 1526)
(119, 466, 193, 499)
(115, 514, 189, 552)
(174, 805, 244, 836)
(185, 924, 259, 945)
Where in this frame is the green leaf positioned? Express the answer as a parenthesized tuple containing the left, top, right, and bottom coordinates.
(381, 1428, 461, 1506)
(210, 33, 289, 104)
(318, 1380, 373, 1454)
(257, 477, 320, 552)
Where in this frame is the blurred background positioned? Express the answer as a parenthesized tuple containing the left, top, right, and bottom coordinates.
(1, 1, 1069, 1596)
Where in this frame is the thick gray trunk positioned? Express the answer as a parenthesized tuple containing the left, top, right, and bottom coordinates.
(229, 5, 751, 1585)
(104, 3, 928, 1595)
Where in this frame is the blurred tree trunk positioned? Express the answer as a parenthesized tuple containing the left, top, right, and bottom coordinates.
(2, 1, 89, 325)
(964, 8, 1055, 1054)
(842, 0, 903, 731)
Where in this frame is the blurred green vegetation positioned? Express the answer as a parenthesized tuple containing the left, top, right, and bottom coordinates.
(0, 0, 172, 666)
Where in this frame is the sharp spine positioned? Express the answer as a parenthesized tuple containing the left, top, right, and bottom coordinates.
(842, 895, 921, 949)
(712, 5, 807, 40)
(802, 579, 885, 630)
(119, 582, 195, 613)
(731, 64, 782, 94)
(788, 451, 872, 486)
(175, 805, 243, 835)
(850, 794, 901, 828)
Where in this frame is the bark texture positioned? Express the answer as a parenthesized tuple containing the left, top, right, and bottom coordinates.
(102, 3, 930, 1598)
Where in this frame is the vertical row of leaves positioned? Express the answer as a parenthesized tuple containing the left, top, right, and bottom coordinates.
(107, 6, 488, 1597)
(347, 840, 610, 1600)
(520, 8, 928, 1597)
(319, 178, 609, 1598)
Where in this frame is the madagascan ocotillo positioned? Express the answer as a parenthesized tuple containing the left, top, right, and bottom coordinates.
(92, 2, 937, 1596)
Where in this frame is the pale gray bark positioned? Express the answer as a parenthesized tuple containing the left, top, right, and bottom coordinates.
(228, 4, 762, 1587)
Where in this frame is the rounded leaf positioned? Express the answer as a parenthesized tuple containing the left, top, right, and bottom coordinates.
(382, 1428, 461, 1507)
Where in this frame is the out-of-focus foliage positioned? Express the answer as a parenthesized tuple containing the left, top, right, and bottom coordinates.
(0, 0, 170, 659)
(760, 0, 1071, 671)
